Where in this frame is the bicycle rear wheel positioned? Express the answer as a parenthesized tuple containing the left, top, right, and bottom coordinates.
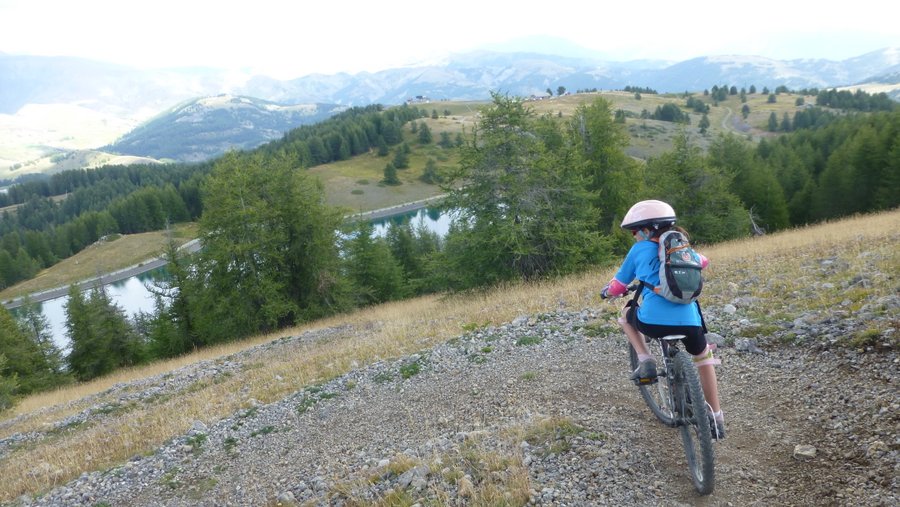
(673, 351, 715, 495)
(628, 340, 675, 426)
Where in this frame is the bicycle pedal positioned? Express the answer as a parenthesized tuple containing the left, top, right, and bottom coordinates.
(633, 377, 659, 386)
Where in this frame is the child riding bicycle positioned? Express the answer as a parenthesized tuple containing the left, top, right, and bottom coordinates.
(601, 200, 725, 440)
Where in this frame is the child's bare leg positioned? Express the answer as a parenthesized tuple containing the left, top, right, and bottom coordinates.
(697, 364, 721, 413)
(619, 307, 650, 358)
(694, 346, 724, 428)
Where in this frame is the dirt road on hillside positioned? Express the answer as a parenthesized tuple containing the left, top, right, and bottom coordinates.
(2, 240, 202, 310)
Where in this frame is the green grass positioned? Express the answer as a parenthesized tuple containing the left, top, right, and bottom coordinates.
(516, 335, 543, 346)
(250, 426, 275, 437)
(308, 126, 456, 214)
(522, 417, 585, 457)
(399, 359, 424, 379)
(461, 321, 491, 332)
(223, 436, 237, 454)
(185, 433, 207, 455)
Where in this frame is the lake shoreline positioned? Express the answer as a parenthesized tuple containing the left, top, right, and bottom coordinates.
(3, 196, 449, 310)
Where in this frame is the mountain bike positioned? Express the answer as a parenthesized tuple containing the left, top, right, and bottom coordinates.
(621, 285, 715, 495)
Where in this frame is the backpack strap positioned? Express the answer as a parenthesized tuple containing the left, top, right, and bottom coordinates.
(696, 300, 708, 333)
(640, 280, 659, 295)
(626, 282, 644, 308)
(667, 243, 692, 255)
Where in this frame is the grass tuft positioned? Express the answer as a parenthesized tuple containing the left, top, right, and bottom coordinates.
(515, 335, 543, 347)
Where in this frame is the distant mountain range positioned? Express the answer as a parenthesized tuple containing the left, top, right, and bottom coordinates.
(1, 46, 898, 171)
(103, 95, 345, 162)
(4, 47, 898, 114)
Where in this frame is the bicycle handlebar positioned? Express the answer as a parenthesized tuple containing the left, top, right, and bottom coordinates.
(601, 282, 643, 300)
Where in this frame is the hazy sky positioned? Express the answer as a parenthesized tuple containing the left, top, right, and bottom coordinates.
(1, 0, 897, 80)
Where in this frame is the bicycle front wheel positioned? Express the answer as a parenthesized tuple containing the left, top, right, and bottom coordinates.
(673, 351, 715, 495)
(628, 341, 675, 426)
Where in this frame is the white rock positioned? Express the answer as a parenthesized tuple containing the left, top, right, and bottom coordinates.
(793, 444, 817, 459)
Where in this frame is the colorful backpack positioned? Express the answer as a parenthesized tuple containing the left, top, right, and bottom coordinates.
(644, 230, 703, 304)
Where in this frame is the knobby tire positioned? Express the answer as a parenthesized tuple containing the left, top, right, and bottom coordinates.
(673, 350, 715, 495)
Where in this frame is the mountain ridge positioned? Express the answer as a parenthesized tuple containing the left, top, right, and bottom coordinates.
(3, 47, 897, 113)
(102, 94, 345, 162)
(2, 47, 898, 175)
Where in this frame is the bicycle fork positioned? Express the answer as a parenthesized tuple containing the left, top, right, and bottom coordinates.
(658, 341, 689, 430)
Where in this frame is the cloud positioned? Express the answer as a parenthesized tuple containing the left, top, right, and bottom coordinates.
(1, 0, 897, 79)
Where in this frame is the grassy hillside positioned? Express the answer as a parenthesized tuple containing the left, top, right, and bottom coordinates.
(312, 89, 810, 209)
(0, 224, 198, 302)
(0, 208, 896, 502)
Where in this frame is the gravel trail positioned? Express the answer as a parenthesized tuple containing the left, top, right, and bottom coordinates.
(7, 292, 896, 506)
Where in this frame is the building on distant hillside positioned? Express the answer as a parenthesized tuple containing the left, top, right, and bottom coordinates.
(407, 95, 430, 104)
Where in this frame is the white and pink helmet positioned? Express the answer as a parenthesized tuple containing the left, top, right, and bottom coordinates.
(620, 200, 676, 230)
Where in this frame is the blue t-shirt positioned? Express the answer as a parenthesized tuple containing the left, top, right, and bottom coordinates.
(614, 239, 702, 327)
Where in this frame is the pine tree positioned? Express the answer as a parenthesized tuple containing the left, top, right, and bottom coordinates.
(644, 132, 750, 242)
(569, 98, 640, 248)
(442, 93, 604, 287)
(344, 221, 405, 305)
(66, 285, 144, 381)
(15, 301, 66, 377)
(0, 304, 63, 394)
(780, 113, 792, 132)
(187, 152, 350, 340)
(699, 113, 711, 134)
(381, 120, 403, 146)
(0, 354, 18, 412)
(376, 136, 389, 156)
(417, 123, 433, 144)
(392, 147, 410, 169)
(708, 134, 790, 231)
(420, 158, 441, 184)
(383, 162, 400, 185)
(144, 235, 200, 358)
